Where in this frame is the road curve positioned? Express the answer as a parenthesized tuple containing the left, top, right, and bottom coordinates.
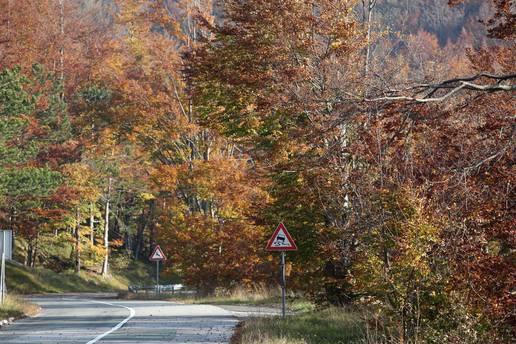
(0, 295, 238, 344)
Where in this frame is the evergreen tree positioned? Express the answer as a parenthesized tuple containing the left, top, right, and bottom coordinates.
(0, 65, 71, 266)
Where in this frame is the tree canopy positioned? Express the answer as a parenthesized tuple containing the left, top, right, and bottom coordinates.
(0, 1, 513, 342)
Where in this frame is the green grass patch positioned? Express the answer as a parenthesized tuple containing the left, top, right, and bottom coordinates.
(238, 307, 365, 344)
(0, 294, 39, 319)
(187, 295, 314, 312)
(6, 259, 154, 294)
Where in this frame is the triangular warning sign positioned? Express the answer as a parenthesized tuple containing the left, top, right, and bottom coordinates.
(149, 245, 167, 261)
(266, 223, 298, 251)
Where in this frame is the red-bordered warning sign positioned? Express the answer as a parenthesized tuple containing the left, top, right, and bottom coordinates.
(149, 245, 167, 261)
(266, 223, 298, 251)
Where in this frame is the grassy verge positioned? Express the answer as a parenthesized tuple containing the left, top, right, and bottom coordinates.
(0, 294, 40, 320)
(187, 295, 314, 313)
(236, 307, 365, 344)
(6, 259, 154, 294)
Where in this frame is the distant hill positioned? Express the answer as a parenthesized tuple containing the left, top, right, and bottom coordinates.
(77, 0, 495, 48)
(375, 0, 493, 46)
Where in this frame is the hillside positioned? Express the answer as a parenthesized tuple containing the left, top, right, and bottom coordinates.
(375, 0, 493, 46)
(6, 259, 154, 294)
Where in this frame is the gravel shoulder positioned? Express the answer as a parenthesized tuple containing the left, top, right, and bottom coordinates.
(216, 304, 285, 318)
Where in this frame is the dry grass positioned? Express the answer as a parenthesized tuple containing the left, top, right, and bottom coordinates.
(0, 294, 40, 320)
(216, 285, 281, 302)
(190, 285, 283, 305)
(238, 307, 365, 344)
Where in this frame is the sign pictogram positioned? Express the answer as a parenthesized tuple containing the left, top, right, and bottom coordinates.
(266, 223, 298, 251)
(149, 245, 167, 261)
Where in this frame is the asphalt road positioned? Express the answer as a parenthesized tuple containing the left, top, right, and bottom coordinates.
(0, 295, 238, 344)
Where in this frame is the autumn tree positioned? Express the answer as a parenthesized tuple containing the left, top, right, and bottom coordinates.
(188, 0, 514, 341)
(0, 0, 113, 98)
(187, 0, 369, 295)
(0, 65, 76, 267)
(338, 0, 515, 339)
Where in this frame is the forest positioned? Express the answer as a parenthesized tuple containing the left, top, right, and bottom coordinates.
(0, 0, 514, 343)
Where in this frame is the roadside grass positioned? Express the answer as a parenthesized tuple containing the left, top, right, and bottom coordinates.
(187, 295, 314, 313)
(183, 286, 301, 308)
(237, 307, 365, 344)
(6, 259, 154, 294)
(0, 294, 40, 320)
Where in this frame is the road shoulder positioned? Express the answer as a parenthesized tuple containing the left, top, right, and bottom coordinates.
(0, 295, 40, 329)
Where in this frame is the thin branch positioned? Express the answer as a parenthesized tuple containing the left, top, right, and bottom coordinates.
(359, 73, 516, 103)
(413, 73, 516, 89)
(366, 83, 469, 103)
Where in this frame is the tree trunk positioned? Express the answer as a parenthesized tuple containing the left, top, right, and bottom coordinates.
(31, 235, 38, 268)
(148, 223, 156, 254)
(26, 239, 33, 267)
(75, 208, 81, 273)
(90, 203, 95, 244)
(25, 235, 39, 268)
(58, 0, 65, 100)
(147, 200, 156, 255)
(363, 0, 377, 79)
(101, 178, 112, 277)
(133, 209, 146, 260)
(1, 0, 12, 65)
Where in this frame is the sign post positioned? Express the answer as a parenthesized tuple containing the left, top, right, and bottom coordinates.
(149, 245, 167, 294)
(1, 251, 5, 305)
(280, 251, 286, 317)
(266, 223, 297, 318)
(156, 260, 159, 294)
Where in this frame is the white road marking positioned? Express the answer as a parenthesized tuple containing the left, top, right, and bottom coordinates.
(64, 299, 135, 344)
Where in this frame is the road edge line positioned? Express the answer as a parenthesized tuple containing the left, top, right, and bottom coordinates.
(81, 299, 136, 344)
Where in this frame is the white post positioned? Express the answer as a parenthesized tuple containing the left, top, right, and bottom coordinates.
(1, 230, 6, 304)
(1, 252, 5, 304)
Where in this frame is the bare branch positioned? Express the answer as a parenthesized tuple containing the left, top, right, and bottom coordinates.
(361, 73, 516, 103)
(367, 83, 468, 103)
(413, 73, 516, 88)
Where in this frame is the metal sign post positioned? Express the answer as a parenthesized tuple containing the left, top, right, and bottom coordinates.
(156, 260, 160, 294)
(1, 253, 5, 304)
(280, 251, 286, 318)
(149, 245, 167, 294)
(266, 223, 297, 319)
(0, 230, 7, 304)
